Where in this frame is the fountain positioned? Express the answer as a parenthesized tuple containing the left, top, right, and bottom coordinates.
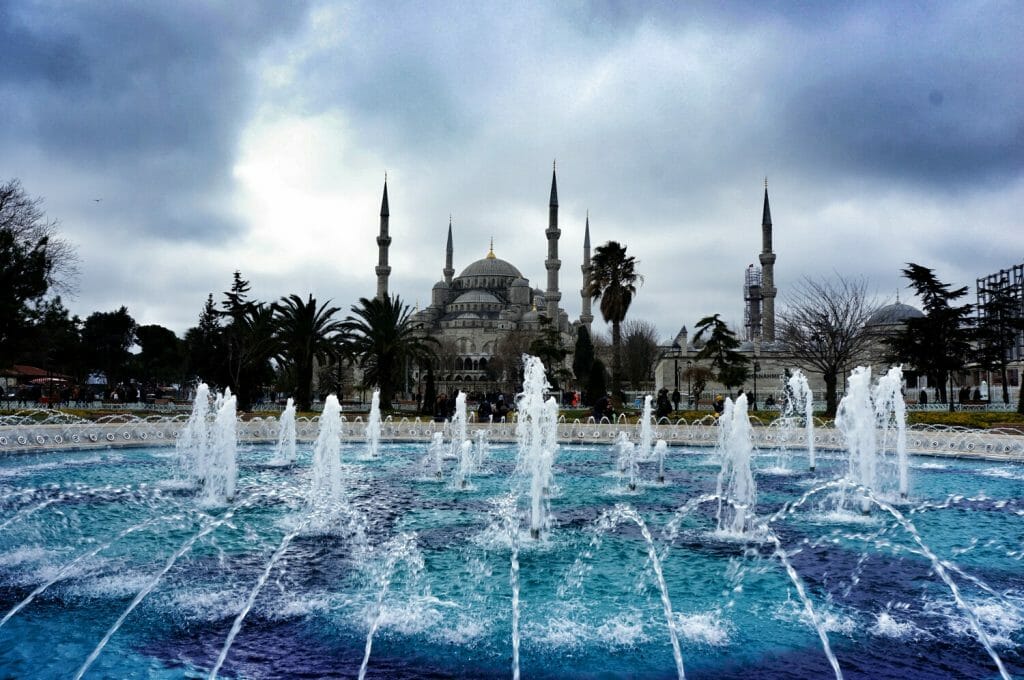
(654, 439, 668, 483)
(270, 398, 297, 466)
(0, 362, 1020, 679)
(638, 394, 654, 461)
(515, 355, 558, 539)
(786, 369, 816, 471)
(201, 387, 237, 505)
(456, 440, 474, 489)
(474, 428, 490, 471)
(449, 391, 468, 459)
(365, 389, 382, 458)
(176, 382, 211, 485)
(835, 366, 910, 512)
(714, 394, 756, 535)
(615, 431, 639, 491)
(426, 431, 446, 479)
(310, 393, 343, 506)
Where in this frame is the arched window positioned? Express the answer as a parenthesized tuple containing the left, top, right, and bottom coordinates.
(479, 357, 488, 371)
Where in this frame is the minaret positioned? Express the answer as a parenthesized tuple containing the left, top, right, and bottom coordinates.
(759, 179, 777, 342)
(375, 178, 391, 301)
(545, 163, 561, 323)
(579, 211, 593, 330)
(442, 216, 455, 286)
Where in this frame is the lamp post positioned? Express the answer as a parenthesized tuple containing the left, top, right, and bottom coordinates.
(752, 360, 760, 411)
(686, 360, 693, 408)
(672, 340, 680, 392)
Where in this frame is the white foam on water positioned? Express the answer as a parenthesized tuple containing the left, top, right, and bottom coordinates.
(815, 509, 884, 526)
(916, 462, 948, 470)
(371, 597, 445, 636)
(870, 611, 926, 639)
(981, 467, 1024, 481)
(269, 592, 336, 620)
(760, 466, 799, 477)
(155, 479, 195, 491)
(527, 616, 590, 648)
(937, 597, 1024, 648)
(595, 612, 649, 646)
(0, 456, 103, 478)
(432, 614, 489, 645)
(0, 546, 52, 567)
(72, 572, 157, 600)
(526, 612, 649, 649)
(169, 587, 246, 620)
(673, 610, 731, 645)
(774, 598, 857, 635)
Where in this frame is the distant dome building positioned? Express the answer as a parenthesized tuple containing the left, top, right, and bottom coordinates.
(867, 301, 925, 328)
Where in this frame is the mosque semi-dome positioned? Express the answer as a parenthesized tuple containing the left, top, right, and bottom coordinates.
(453, 290, 501, 304)
(867, 302, 924, 327)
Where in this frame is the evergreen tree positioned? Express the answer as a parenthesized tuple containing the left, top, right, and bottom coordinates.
(586, 358, 608, 410)
(693, 314, 749, 394)
(216, 272, 277, 409)
(0, 219, 51, 366)
(184, 294, 227, 386)
(528, 316, 569, 389)
(572, 326, 595, 403)
(887, 263, 973, 411)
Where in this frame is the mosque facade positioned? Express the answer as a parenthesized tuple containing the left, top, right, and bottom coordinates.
(373, 169, 586, 396)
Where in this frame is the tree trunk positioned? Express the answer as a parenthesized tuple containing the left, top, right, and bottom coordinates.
(824, 373, 838, 418)
(296, 360, 313, 412)
(611, 320, 622, 405)
(1001, 366, 1010, 404)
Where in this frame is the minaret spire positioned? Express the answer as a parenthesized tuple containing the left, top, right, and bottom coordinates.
(375, 177, 391, 301)
(545, 163, 562, 323)
(758, 181, 777, 342)
(443, 216, 454, 285)
(580, 211, 593, 329)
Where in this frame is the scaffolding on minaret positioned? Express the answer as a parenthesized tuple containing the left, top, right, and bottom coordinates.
(743, 264, 763, 341)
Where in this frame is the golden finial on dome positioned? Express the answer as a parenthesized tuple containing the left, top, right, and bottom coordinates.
(486, 237, 496, 259)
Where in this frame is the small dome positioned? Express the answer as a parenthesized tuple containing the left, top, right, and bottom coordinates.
(453, 290, 500, 304)
(458, 256, 523, 279)
(511, 277, 529, 287)
(432, 280, 449, 290)
(521, 310, 542, 323)
(868, 302, 924, 326)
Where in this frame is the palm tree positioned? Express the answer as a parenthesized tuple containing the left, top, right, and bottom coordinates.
(341, 294, 438, 410)
(586, 240, 642, 401)
(273, 294, 345, 411)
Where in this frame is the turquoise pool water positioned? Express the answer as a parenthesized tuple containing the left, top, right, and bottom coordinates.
(1, 441, 1022, 679)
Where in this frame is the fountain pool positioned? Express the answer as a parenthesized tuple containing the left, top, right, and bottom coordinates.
(1, 439, 1022, 679)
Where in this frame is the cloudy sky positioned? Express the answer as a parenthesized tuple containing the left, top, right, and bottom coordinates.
(2, 1, 1021, 342)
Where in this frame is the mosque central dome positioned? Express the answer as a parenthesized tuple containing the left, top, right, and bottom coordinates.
(457, 255, 523, 279)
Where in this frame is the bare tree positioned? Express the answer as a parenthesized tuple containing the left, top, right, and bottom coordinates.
(777, 275, 882, 417)
(0, 179, 79, 295)
(622, 318, 661, 390)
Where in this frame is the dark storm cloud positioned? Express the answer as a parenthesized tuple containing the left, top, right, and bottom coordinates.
(775, 4, 1024, 189)
(0, 1, 309, 241)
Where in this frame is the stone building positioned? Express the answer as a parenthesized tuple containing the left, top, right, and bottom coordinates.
(654, 186, 926, 410)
